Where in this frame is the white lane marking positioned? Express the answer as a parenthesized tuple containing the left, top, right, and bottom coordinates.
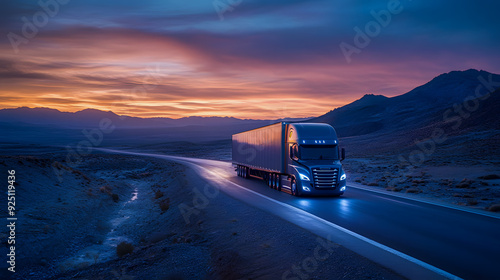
(348, 183, 500, 220)
(195, 165, 462, 280)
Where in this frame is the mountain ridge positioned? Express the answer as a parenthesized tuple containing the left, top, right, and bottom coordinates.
(310, 69, 500, 138)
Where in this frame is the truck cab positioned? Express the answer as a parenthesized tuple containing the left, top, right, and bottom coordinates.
(286, 123, 346, 196)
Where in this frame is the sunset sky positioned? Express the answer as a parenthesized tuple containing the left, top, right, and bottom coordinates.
(1, 0, 499, 119)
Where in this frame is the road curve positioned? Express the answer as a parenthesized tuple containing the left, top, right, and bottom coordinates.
(96, 148, 500, 280)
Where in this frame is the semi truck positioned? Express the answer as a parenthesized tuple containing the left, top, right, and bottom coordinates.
(232, 122, 346, 196)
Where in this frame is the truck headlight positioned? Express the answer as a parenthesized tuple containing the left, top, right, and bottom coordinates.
(340, 172, 346, 181)
(299, 173, 310, 181)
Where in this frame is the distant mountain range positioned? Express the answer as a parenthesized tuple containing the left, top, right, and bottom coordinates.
(1, 69, 498, 149)
(0, 107, 308, 129)
(0, 107, 309, 145)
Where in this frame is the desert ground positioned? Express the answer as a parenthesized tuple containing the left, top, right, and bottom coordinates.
(0, 145, 404, 280)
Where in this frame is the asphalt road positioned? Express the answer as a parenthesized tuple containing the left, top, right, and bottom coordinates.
(98, 149, 500, 280)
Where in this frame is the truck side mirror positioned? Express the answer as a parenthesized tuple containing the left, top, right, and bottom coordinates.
(341, 148, 345, 161)
(290, 144, 299, 161)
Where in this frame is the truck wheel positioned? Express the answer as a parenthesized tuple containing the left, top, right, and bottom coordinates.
(268, 173, 273, 188)
(238, 166, 241, 177)
(244, 167, 249, 178)
(291, 178, 300, 196)
(276, 174, 282, 191)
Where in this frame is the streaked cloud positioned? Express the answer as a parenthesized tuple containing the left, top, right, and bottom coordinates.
(0, 0, 499, 119)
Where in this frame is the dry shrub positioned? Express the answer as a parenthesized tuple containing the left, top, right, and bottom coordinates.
(159, 198, 170, 212)
(456, 182, 471, 188)
(155, 190, 164, 199)
(100, 185, 112, 195)
(456, 178, 473, 189)
(99, 185, 119, 202)
(467, 199, 478, 206)
(406, 188, 421, 194)
(386, 186, 403, 192)
(488, 204, 500, 212)
(116, 241, 134, 257)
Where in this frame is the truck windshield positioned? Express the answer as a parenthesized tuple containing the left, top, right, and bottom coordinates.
(299, 145, 338, 160)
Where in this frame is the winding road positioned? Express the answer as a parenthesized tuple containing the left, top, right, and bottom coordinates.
(97, 148, 500, 280)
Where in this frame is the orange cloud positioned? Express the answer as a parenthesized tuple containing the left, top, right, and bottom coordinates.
(0, 26, 445, 119)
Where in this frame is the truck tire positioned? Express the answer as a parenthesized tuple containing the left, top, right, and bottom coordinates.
(276, 174, 282, 191)
(244, 167, 249, 179)
(291, 177, 300, 196)
(270, 173, 276, 189)
(267, 173, 273, 188)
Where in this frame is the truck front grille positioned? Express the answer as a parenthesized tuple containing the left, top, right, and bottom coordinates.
(312, 168, 338, 188)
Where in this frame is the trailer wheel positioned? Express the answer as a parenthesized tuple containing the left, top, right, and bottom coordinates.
(237, 166, 241, 177)
(276, 174, 282, 191)
(291, 177, 300, 196)
(267, 173, 273, 188)
(244, 167, 249, 178)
